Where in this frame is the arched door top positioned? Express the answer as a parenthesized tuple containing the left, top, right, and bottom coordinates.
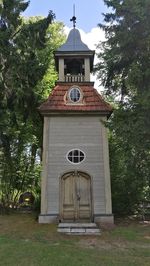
(61, 170, 91, 179)
(60, 171, 93, 222)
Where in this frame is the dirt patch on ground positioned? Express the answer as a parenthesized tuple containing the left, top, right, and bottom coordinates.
(78, 238, 128, 250)
(144, 235, 150, 240)
(78, 238, 150, 251)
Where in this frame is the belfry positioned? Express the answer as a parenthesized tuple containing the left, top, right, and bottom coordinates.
(38, 18, 114, 226)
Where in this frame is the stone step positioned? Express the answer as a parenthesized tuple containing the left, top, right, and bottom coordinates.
(57, 223, 101, 235)
(58, 223, 97, 228)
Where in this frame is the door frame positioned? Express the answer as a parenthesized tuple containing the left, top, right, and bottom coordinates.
(59, 170, 93, 222)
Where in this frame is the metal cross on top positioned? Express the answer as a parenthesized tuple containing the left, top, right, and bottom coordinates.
(70, 4, 76, 28)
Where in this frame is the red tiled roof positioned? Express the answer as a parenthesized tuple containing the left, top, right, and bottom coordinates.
(39, 83, 112, 115)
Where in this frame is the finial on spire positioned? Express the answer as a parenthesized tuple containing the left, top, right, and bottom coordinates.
(70, 4, 76, 28)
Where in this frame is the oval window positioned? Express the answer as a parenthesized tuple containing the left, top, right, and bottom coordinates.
(67, 149, 85, 164)
(69, 87, 81, 102)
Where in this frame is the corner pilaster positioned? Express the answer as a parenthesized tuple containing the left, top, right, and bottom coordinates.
(101, 117, 112, 214)
(84, 58, 90, 81)
(58, 58, 64, 81)
(40, 117, 50, 215)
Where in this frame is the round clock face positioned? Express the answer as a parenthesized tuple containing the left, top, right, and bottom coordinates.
(69, 87, 81, 102)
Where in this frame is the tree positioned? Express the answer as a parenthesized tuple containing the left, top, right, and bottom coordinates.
(96, 0, 150, 215)
(0, 0, 65, 210)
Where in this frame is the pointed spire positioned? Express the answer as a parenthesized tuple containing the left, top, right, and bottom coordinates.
(70, 4, 76, 28)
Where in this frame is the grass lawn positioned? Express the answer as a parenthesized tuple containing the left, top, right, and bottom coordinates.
(0, 213, 149, 266)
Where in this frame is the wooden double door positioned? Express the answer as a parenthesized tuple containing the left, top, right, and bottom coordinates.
(60, 171, 92, 222)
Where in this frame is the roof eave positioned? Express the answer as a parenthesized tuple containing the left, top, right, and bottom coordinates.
(38, 109, 112, 119)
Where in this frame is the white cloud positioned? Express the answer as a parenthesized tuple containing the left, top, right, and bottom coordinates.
(79, 27, 105, 51)
(64, 26, 105, 92)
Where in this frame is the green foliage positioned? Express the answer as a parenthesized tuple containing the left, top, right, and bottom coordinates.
(97, 0, 150, 99)
(0, 0, 65, 209)
(97, 0, 150, 215)
(32, 19, 66, 98)
(109, 102, 150, 214)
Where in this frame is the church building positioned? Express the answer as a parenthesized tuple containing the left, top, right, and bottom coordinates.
(38, 19, 114, 226)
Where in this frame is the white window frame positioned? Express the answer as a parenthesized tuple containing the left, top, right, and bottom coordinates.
(66, 149, 86, 164)
(68, 86, 82, 103)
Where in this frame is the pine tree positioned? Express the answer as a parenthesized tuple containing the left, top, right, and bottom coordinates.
(96, 0, 150, 215)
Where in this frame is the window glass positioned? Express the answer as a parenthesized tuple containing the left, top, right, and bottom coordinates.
(69, 87, 81, 102)
(67, 149, 85, 164)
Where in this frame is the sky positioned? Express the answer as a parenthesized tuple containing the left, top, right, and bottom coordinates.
(24, 0, 108, 32)
(23, 0, 109, 90)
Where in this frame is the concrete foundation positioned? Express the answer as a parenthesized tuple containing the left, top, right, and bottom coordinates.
(39, 215, 58, 224)
(94, 215, 114, 226)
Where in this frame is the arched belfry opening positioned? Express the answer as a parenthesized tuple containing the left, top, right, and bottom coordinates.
(38, 19, 114, 227)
